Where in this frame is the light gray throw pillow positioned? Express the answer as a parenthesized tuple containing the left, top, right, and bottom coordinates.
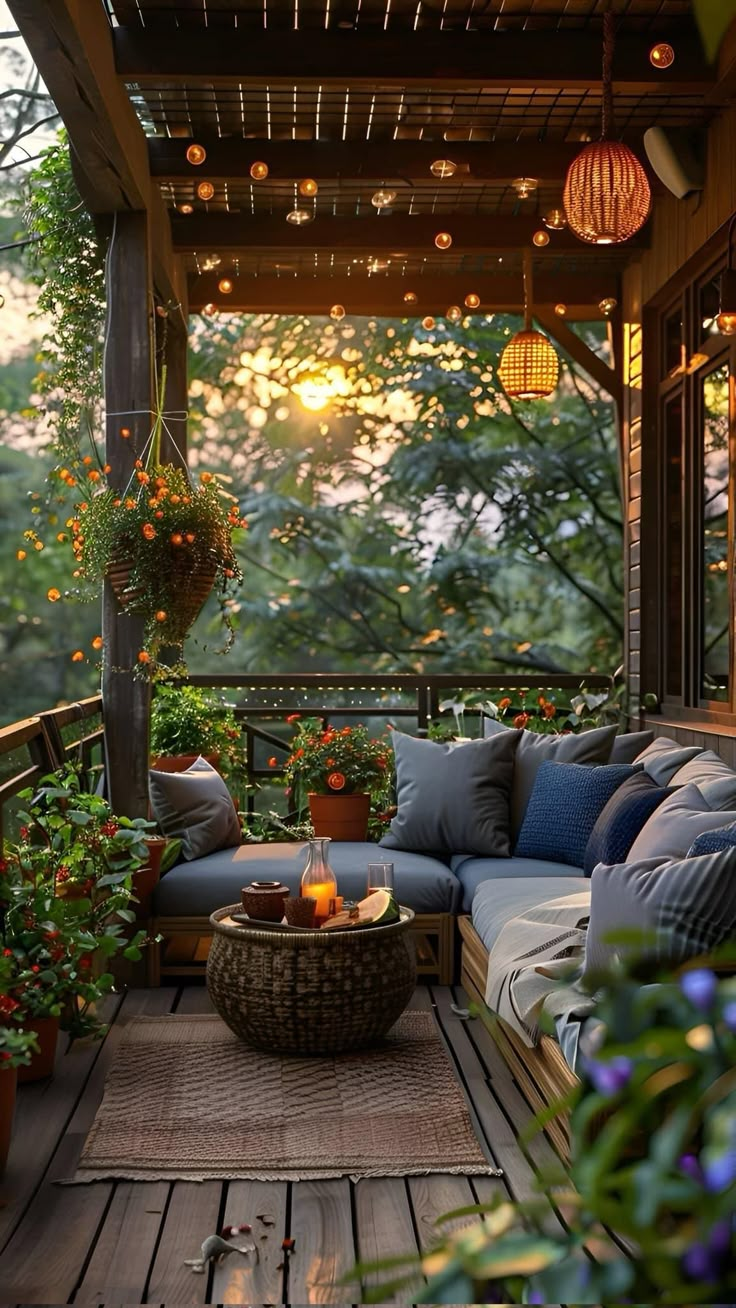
(149, 756, 242, 861)
(627, 782, 736, 863)
(484, 719, 618, 840)
(608, 728, 655, 764)
(667, 749, 736, 811)
(633, 737, 703, 786)
(584, 846, 736, 977)
(380, 730, 521, 857)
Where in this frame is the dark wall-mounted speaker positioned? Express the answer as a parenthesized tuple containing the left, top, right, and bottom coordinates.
(643, 127, 706, 199)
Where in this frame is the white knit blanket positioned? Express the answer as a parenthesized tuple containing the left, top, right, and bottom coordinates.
(484, 891, 593, 1047)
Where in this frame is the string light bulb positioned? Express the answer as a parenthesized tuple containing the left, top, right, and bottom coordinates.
(201, 254, 221, 270)
(186, 143, 206, 165)
(330, 304, 346, 321)
(286, 208, 313, 225)
(434, 231, 453, 250)
(430, 159, 457, 178)
(197, 181, 215, 201)
(650, 42, 675, 68)
(218, 278, 234, 294)
(512, 178, 538, 199)
(299, 178, 319, 197)
(422, 316, 436, 329)
(178, 203, 194, 214)
(464, 292, 481, 309)
(532, 230, 550, 247)
(372, 189, 397, 208)
(403, 291, 418, 305)
(543, 208, 567, 230)
(446, 305, 463, 323)
(555, 303, 567, 316)
(250, 161, 269, 180)
(599, 297, 618, 317)
(202, 303, 218, 317)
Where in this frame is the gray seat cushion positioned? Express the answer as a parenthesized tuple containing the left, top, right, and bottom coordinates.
(154, 841, 462, 916)
(627, 782, 736, 863)
(452, 854, 584, 912)
(472, 876, 587, 954)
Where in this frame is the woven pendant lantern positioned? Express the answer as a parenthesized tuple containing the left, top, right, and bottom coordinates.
(563, 13, 651, 245)
(498, 252, 559, 400)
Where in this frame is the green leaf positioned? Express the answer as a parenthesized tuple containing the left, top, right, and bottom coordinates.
(66, 810, 94, 826)
(693, 0, 736, 61)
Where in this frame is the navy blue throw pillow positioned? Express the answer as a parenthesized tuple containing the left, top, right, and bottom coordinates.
(687, 821, 736, 858)
(583, 772, 672, 877)
(515, 761, 637, 869)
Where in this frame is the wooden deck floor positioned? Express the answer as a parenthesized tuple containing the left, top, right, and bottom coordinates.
(0, 983, 566, 1305)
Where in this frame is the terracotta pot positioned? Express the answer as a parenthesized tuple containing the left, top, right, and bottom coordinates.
(133, 836, 167, 918)
(241, 880, 290, 921)
(150, 753, 219, 773)
(0, 1065, 17, 1175)
(108, 554, 216, 641)
(17, 1015, 59, 1084)
(309, 792, 371, 841)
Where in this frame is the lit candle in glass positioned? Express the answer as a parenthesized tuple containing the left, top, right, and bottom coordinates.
(300, 837, 338, 925)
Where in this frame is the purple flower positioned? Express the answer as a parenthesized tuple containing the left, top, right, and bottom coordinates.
(682, 1242, 719, 1281)
(526, 1292, 544, 1305)
(587, 1055, 633, 1096)
(707, 1219, 732, 1255)
(722, 1000, 736, 1033)
(703, 1151, 736, 1193)
(680, 968, 717, 1010)
(678, 1153, 703, 1183)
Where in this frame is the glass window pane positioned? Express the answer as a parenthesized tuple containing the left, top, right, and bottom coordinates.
(664, 306, 683, 376)
(664, 393, 683, 698)
(699, 270, 723, 344)
(702, 362, 731, 702)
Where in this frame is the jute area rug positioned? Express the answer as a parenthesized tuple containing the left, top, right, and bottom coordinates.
(72, 1011, 501, 1183)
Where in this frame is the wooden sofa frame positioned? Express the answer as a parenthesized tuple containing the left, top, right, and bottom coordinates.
(149, 910, 455, 986)
(459, 915, 578, 1159)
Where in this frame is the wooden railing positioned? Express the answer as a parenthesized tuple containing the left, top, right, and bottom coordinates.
(0, 696, 104, 845)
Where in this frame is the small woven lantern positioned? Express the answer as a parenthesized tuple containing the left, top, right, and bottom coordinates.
(497, 252, 559, 400)
(564, 14, 651, 245)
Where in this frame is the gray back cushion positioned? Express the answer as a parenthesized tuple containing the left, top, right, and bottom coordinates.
(484, 719, 618, 840)
(380, 730, 521, 857)
(149, 756, 242, 861)
(608, 729, 655, 763)
(668, 748, 736, 811)
(584, 845, 736, 976)
(627, 782, 736, 863)
(634, 737, 703, 785)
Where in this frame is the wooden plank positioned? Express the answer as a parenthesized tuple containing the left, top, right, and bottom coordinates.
(175, 984, 215, 1015)
(114, 26, 714, 94)
(146, 1181, 224, 1304)
(0, 990, 175, 1302)
(73, 1181, 170, 1303)
(536, 308, 623, 407)
(354, 1178, 421, 1304)
(288, 1180, 358, 1304)
(210, 1180, 288, 1305)
(408, 1174, 481, 1251)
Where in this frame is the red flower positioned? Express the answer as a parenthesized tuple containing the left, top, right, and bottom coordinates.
(100, 820, 119, 837)
(513, 712, 530, 729)
(268, 757, 278, 767)
(19, 826, 29, 840)
(0, 996, 20, 1017)
(543, 703, 556, 719)
(0, 858, 8, 873)
(327, 771, 346, 791)
(498, 697, 512, 711)
(286, 713, 301, 723)
(31, 965, 40, 974)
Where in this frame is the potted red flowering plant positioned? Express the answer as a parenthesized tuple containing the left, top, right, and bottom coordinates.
(278, 716, 392, 841)
(0, 765, 152, 1079)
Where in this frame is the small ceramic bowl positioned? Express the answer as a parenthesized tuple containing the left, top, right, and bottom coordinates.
(284, 896, 317, 928)
(241, 880, 290, 921)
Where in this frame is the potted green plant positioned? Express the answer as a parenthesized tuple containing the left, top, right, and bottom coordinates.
(277, 716, 392, 841)
(150, 683, 248, 795)
(0, 764, 152, 1076)
(0, 1016, 39, 1174)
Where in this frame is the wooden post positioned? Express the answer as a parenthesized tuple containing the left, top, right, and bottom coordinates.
(102, 211, 154, 818)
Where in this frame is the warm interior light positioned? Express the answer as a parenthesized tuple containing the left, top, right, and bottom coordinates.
(329, 304, 346, 321)
(464, 292, 481, 309)
(197, 181, 215, 201)
(372, 189, 397, 208)
(250, 161, 269, 180)
(599, 297, 618, 317)
(555, 303, 567, 316)
(292, 365, 351, 412)
(430, 159, 457, 178)
(403, 290, 418, 305)
(218, 278, 234, 294)
(718, 247, 736, 335)
(512, 177, 538, 199)
(446, 305, 462, 323)
(434, 231, 453, 250)
(286, 208, 313, 225)
(532, 230, 550, 247)
(421, 316, 436, 329)
(201, 254, 221, 271)
(650, 42, 675, 68)
(178, 203, 194, 215)
(497, 250, 559, 400)
(202, 303, 218, 317)
(543, 208, 567, 230)
(299, 178, 319, 197)
(186, 143, 206, 165)
(717, 312, 736, 336)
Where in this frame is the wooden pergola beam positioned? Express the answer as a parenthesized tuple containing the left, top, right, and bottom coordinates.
(7, 0, 185, 308)
(188, 272, 619, 318)
(150, 138, 585, 185)
(113, 26, 713, 94)
(172, 213, 647, 254)
(535, 306, 623, 407)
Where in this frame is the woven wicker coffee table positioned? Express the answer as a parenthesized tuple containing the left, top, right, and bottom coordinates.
(206, 904, 417, 1055)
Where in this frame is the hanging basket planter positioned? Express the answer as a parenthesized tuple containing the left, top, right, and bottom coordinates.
(107, 550, 218, 646)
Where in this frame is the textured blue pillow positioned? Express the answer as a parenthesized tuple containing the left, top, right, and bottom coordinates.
(515, 761, 637, 868)
(687, 821, 736, 857)
(583, 772, 671, 877)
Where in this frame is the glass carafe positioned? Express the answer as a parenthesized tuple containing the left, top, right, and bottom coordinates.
(300, 837, 338, 926)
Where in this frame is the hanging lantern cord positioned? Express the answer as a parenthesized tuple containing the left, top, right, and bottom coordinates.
(601, 11, 615, 142)
(523, 248, 533, 331)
